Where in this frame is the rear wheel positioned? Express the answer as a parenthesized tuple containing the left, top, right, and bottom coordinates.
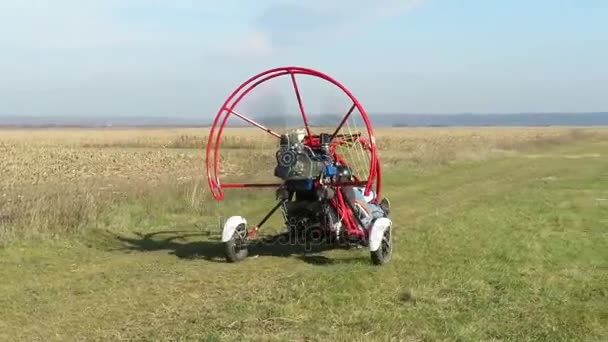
(370, 224, 392, 265)
(225, 223, 249, 262)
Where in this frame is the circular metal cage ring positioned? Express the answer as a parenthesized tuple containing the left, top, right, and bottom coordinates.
(205, 66, 381, 201)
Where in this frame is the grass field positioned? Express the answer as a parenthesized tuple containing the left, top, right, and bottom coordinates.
(0, 127, 607, 341)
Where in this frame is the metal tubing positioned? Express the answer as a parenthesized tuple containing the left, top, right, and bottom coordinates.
(256, 200, 286, 230)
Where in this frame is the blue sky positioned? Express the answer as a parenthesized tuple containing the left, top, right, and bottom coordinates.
(0, 0, 606, 117)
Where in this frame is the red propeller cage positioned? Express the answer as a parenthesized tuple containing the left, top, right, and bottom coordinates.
(205, 66, 381, 203)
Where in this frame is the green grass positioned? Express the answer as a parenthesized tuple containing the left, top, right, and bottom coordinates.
(1, 138, 607, 341)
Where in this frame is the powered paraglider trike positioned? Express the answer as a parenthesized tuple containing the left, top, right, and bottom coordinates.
(206, 66, 392, 265)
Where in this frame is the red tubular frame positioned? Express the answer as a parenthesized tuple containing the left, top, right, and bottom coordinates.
(205, 66, 380, 203)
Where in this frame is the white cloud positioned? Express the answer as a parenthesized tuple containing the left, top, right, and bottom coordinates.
(0, 0, 430, 116)
(0, 1, 235, 50)
(0, 0, 424, 56)
(213, 0, 425, 58)
(252, 0, 425, 44)
(217, 30, 276, 58)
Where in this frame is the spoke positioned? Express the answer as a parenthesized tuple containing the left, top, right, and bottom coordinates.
(331, 103, 356, 140)
(225, 108, 280, 138)
(289, 72, 312, 137)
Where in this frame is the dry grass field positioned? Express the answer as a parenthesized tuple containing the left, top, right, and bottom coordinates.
(0, 126, 607, 340)
(0, 126, 592, 239)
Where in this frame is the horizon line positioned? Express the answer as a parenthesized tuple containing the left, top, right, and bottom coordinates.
(0, 111, 607, 118)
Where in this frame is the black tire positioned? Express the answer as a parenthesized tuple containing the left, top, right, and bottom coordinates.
(370, 224, 392, 265)
(225, 223, 249, 262)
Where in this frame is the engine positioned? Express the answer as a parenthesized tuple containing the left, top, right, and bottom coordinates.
(274, 131, 329, 182)
(273, 131, 344, 236)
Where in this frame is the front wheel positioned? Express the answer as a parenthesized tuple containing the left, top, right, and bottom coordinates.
(370, 224, 392, 265)
(225, 223, 249, 262)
